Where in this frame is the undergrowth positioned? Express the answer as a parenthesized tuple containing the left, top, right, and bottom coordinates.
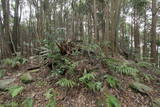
(103, 58, 139, 77)
(105, 94, 121, 107)
(56, 78, 76, 88)
(105, 75, 120, 88)
(3, 56, 27, 68)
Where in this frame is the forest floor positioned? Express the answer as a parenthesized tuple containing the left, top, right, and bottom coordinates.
(0, 45, 160, 107)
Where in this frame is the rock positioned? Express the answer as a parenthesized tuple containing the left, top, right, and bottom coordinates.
(20, 73, 33, 84)
(0, 79, 15, 90)
(152, 98, 160, 107)
(130, 82, 153, 94)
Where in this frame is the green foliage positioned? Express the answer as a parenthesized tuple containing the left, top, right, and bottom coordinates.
(8, 85, 24, 98)
(103, 58, 121, 66)
(3, 56, 27, 67)
(20, 72, 33, 84)
(46, 97, 56, 107)
(79, 73, 95, 83)
(105, 75, 120, 88)
(22, 98, 34, 107)
(137, 61, 152, 68)
(141, 73, 154, 82)
(62, 58, 78, 73)
(79, 73, 102, 91)
(115, 65, 139, 76)
(104, 58, 139, 76)
(131, 0, 149, 13)
(56, 78, 76, 88)
(81, 42, 105, 58)
(86, 81, 102, 92)
(105, 95, 121, 107)
(0, 69, 6, 78)
(44, 89, 57, 107)
(44, 89, 55, 99)
(41, 39, 55, 51)
(53, 56, 78, 75)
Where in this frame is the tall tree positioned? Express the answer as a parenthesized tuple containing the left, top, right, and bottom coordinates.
(110, 0, 123, 56)
(1, 0, 13, 57)
(12, 0, 20, 52)
(150, 0, 158, 63)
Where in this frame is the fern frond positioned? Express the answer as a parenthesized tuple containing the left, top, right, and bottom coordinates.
(141, 73, 154, 82)
(56, 78, 76, 88)
(115, 65, 139, 76)
(79, 73, 95, 83)
(105, 95, 121, 107)
(137, 61, 152, 68)
(105, 75, 119, 88)
(86, 82, 102, 92)
(8, 85, 24, 98)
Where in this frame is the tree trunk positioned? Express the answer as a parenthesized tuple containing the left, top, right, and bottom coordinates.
(110, 0, 123, 56)
(12, 0, 20, 52)
(93, 0, 98, 41)
(150, 0, 158, 63)
(1, 0, 12, 57)
(143, 10, 147, 60)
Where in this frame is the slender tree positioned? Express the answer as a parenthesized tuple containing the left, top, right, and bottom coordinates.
(150, 0, 158, 63)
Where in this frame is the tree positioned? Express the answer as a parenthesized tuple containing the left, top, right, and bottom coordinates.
(12, 0, 20, 52)
(150, 0, 158, 63)
(1, 0, 13, 57)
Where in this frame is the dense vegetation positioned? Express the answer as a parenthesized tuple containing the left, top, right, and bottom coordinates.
(0, 0, 160, 107)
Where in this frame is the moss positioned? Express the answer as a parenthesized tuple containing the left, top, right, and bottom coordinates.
(20, 73, 33, 84)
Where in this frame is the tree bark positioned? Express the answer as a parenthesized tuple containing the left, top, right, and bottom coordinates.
(1, 0, 12, 57)
(12, 0, 20, 52)
(150, 0, 158, 63)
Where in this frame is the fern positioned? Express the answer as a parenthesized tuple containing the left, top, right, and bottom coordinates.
(44, 88, 57, 99)
(103, 58, 121, 67)
(3, 56, 27, 67)
(105, 95, 121, 107)
(86, 82, 102, 92)
(141, 73, 154, 82)
(79, 73, 95, 83)
(115, 65, 139, 76)
(79, 73, 102, 92)
(105, 75, 119, 88)
(8, 85, 24, 98)
(46, 97, 56, 107)
(44, 89, 57, 107)
(22, 98, 34, 107)
(137, 61, 152, 68)
(56, 78, 76, 88)
(54, 57, 78, 75)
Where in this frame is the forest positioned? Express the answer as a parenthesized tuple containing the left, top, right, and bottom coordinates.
(0, 0, 160, 107)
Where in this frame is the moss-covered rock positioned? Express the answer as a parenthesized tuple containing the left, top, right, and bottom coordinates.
(130, 82, 153, 94)
(0, 79, 15, 91)
(20, 73, 33, 84)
